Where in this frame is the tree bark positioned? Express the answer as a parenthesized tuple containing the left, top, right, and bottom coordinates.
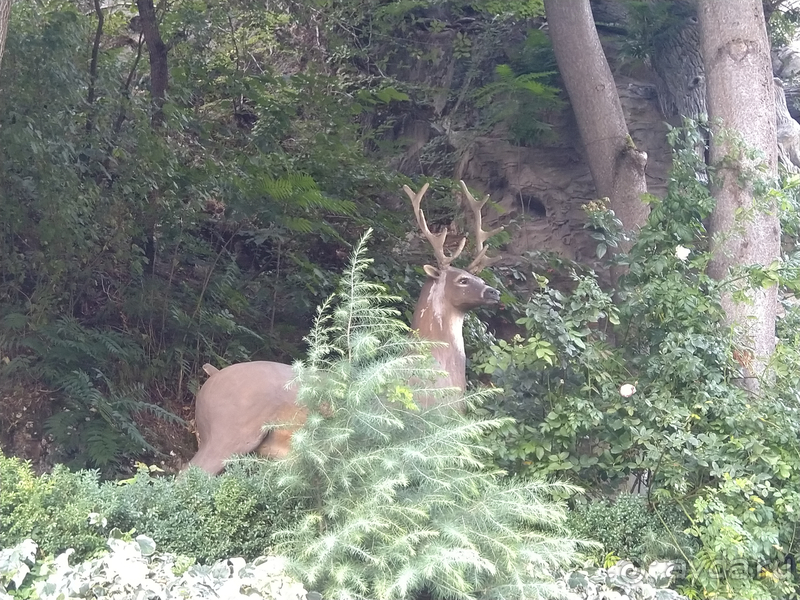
(774, 77, 800, 172)
(86, 0, 105, 134)
(135, 0, 168, 126)
(650, 0, 706, 120)
(544, 0, 649, 251)
(0, 0, 10, 71)
(135, 0, 169, 271)
(698, 0, 780, 389)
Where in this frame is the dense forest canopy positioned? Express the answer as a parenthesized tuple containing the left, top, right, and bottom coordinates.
(2, 1, 800, 598)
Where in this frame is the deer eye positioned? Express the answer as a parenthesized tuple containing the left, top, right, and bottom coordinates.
(457, 277, 470, 284)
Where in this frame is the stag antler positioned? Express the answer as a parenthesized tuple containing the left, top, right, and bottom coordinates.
(459, 180, 504, 274)
(403, 183, 467, 269)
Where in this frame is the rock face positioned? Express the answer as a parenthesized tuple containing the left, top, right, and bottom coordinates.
(425, 54, 672, 267)
(453, 74, 671, 265)
(388, 8, 677, 268)
(396, 8, 800, 269)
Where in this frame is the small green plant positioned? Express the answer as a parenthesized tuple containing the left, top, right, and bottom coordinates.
(103, 463, 305, 563)
(474, 61, 561, 146)
(0, 454, 107, 559)
(474, 0, 544, 19)
(255, 230, 583, 600)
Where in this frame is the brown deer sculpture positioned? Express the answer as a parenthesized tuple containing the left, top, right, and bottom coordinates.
(188, 181, 503, 474)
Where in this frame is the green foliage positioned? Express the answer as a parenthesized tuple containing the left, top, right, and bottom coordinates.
(104, 464, 304, 564)
(0, 454, 301, 564)
(255, 231, 582, 600)
(767, 4, 800, 47)
(0, 314, 183, 471)
(681, 474, 797, 600)
(0, 0, 418, 467)
(0, 454, 107, 560)
(472, 270, 621, 480)
(472, 123, 800, 599)
(474, 64, 561, 145)
(474, 0, 544, 19)
(0, 0, 565, 470)
(474, 30, 561, 145)
(567, 494, 693, 567)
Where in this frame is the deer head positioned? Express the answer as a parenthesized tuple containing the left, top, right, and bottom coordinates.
(188, 180, 504, 473)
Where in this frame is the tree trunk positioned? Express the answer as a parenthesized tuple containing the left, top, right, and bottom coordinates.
(135, 0, 169, 272)
(544, 0, 649, 252)
(698, 0, 780, 390)
(86, 0, 105, 134)
(650, 0, 706, 120)
(0, 0, 10, 71)
(135, 0, 168, 126)
(774, 77, 800, 172)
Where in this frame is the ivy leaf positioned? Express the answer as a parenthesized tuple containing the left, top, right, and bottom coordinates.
(135, 535, 156, 557)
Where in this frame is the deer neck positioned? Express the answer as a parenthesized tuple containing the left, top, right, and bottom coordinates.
(411, 277, 467, 391)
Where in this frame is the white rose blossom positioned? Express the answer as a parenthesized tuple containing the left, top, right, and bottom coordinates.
(675, 245, 691, 261)
(619, 383, 636, 397)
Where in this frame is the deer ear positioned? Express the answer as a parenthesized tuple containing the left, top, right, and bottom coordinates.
(423, 264, 441, 279)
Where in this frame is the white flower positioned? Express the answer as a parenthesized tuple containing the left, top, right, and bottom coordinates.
(675, 245, 691, 261)
(619, 383, 636, 397)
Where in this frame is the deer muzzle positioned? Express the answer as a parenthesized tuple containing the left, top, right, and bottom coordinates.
(483, 286, 501, 304)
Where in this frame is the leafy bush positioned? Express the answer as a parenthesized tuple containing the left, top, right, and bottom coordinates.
(103, 464, 305, 564)
(0, 454, 301, 564)
(472, 123, 800, 599)
(250, 231, 583, 600)
(567, 494, 693, 567)
(0, 454, 107, 559)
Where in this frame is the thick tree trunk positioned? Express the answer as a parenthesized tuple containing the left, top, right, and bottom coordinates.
(0, 0, 10, 71)
(698, 0, 780, 390)
(544, 0, 649, 251)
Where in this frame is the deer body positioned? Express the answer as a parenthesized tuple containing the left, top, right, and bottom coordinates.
(189, 181, 502, 474)
(190, 361, 302, 474)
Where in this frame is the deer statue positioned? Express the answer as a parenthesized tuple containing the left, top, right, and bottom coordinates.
(188, 180, 503, 474)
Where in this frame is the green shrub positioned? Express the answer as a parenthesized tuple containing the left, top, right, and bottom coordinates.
(0, 454, 107, 559)
(567, 494, 693, 566)
(0, 453, 302, 564)
(102, 463, 304, 563)
(471, 122, 800, 599)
